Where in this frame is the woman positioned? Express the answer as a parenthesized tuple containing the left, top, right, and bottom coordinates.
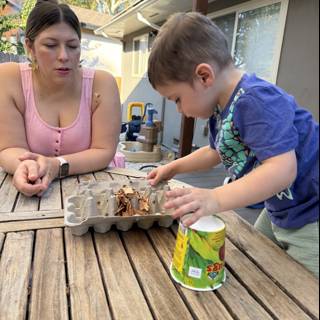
(0, 0, 121, 196)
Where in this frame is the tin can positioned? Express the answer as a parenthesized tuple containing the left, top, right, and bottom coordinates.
(170, 215, 226, 291)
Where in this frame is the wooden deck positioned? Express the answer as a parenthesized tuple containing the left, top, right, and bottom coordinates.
(0, 167, 318, 320)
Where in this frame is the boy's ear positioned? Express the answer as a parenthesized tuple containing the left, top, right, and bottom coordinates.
(195, 63, 215, 87)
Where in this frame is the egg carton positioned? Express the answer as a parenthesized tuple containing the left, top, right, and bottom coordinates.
(64, 180, 174, 236)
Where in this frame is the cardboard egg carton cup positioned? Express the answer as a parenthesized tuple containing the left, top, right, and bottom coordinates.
(64, 180, 174, 235)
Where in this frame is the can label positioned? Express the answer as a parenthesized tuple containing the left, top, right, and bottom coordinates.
(172, 224, 188, 273)
(170, 216, 226, 291)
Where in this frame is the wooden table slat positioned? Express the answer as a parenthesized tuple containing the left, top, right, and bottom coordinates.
(64, 228, 111, 320)
(0, 174, 18, 213)
(148, 227, 234, 320)
(0, 168, 6, 185)
(0, 232, 4, 250)
(78, 173, 96, 183)
(122, 229, 194, 320)
(0, 209, 63, 223)
(15, 193, 39, 212)
(39, 179, 62, 211)
(61, 176, 79, 201)
(0, 231, 34, 320)
(225, 238, 312, 320)
(217, 211, 319, 319)
(0, 218, 65, 233)
(110, 172, 130, 183)
(94, 170, 113, 181)
(29, 228, 68, 320)
(105, 167, 147, 178)
(94, 231, 153, 320)
(218, 270, 273, 320)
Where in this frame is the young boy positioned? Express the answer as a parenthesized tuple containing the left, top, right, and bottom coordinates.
(147, 12, 319, 277)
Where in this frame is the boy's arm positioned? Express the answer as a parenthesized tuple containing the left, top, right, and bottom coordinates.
(213, 150, 297, 212)
(148, 145, 221, 185)
(170, 145, 221, 174)
(165, 150, 297, 227)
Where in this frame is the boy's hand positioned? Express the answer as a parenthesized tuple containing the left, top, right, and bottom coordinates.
(164, 187, 220, 227)
(147, 163, 176, 186)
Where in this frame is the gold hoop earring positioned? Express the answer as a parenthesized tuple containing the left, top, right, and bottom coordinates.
(27, 57, 38, 72)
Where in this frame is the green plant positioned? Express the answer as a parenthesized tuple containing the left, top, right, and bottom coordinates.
(0, 0, 36, 55)
(0, 0, 22, 54)
(20, 0, 36, 29)
(61, 0, 96, 10)
(61, 0, 121, 15)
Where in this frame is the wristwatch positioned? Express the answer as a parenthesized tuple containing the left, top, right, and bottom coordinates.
(57, 157, 69, 178)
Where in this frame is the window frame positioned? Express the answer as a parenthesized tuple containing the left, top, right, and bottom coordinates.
(132, 33, 149, 78)
(208, 0, 289, 83)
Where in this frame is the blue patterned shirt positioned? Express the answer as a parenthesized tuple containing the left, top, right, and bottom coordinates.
(209, 73, 319, 229)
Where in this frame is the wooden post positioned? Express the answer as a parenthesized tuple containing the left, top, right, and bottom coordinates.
(179, 117, 195, 158)
(192, 0, 209, 14)
(178, 0, 208, 158)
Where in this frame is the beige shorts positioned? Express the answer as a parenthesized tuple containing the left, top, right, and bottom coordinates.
(254, 208, 319, 278)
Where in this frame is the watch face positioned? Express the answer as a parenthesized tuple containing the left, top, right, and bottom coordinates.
(60, 162, 69, 177)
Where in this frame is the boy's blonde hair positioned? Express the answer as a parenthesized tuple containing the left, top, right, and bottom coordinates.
(148, 12, 233, 88)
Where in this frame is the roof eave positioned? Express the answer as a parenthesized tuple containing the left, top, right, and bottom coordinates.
(94, 0, 157, 38)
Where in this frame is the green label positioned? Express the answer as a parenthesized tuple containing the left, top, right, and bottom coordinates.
(171, 225, 226, 290)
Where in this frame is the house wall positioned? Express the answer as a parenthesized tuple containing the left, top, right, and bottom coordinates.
(277, 0, 319, 121)
(121, 0, 319, 151)
(122, 28, 164, 122)
(80, 31, 123, 98)
(81, 31, 122, 77)
(122, 28, 183, 148)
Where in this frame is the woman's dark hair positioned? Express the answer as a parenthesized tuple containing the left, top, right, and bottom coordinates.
(26, 0, 81, 42)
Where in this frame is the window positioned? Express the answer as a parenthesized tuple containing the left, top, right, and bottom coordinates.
(209, 0, 289, 83)
(132, 34, 149, 77)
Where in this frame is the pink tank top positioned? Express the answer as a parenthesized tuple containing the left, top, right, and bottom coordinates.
(19, 63, 93, 157)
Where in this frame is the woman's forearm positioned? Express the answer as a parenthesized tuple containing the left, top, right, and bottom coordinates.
(171, 146, 221, 175)
(59, 147, 118, 176)
(0, 146, 117, 177)
(0, 147, 30, 174)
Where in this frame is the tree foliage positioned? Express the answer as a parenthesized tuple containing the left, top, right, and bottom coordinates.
(62, 0, 95, 10)
(0, 0, 36, 54)
(0, 0, 131, 55)
(61, 0, 133, 15)
(20, 0, 36, 29)
(0, 0, 23, 54)
(60, 0, 112, 13)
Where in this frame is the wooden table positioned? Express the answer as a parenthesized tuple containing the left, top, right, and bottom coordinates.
(0, 167, 318, 320)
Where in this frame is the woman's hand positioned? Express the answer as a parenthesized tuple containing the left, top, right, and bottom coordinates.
(147, 163, 176, 186)
(164, 187, 220, 227)
(16, 152, 60, 196)
(13, 159, 46, 197)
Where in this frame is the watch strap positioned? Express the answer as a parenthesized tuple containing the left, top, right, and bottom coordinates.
(56, 157, 69, 178)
